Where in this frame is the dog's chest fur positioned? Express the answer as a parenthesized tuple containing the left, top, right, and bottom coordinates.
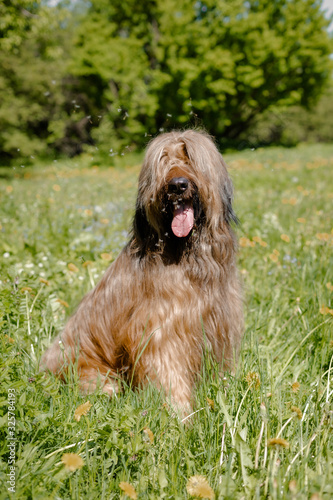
(98, 249, 226, 379)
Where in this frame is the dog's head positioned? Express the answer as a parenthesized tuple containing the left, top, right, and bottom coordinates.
(132, 129, 237, 255)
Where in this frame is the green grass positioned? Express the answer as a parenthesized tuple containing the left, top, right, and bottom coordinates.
(0, 143, 332, 499)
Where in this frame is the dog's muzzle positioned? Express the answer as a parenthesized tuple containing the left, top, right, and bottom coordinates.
(168, 177, 194, 238)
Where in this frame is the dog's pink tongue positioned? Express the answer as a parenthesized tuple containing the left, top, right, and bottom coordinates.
(171, 205, 194, 237)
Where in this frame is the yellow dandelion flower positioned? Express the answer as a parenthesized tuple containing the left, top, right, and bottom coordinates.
(186, 475, 214, 499)
(68, 263, 79, 272)
(290, 406, 302, 420)
(273, 249, 280, 256)
(61, 453, 84, 471)
(101, 253, 112, 261)
(56, 298, 69, 308)
(53, 184, 61, 192)
(100, 218, 109, 224)
(316, 233, 330, 241)
(245, 371, 260, 390)
(119, 481, 137, 500)
(319, 305, 333, 315)
(143, 427, 154, 444)
(310, 494, 321, 500)
(74, 401, 92, 422)
(206, 397, 215, 410)
(267, 438, 289, 449)
(269, 253, 279, 263)
(239, 237, 251, 247)
(20, 287, 33, 293)
(282, 198, 297, 205)
(84, 209, 93, 216)
(39, 278, 50, 286)
(326, 282, 333, 292)
(297, 217, 306, 224)
(6, 185, 13, 193)
(289, 479, 297, 492)
(291, 382, 300, 393)
(82, 260, 93, 268)
(281, 234, 290, 243)
(259, 240, 268, 247)
(4, 334, 15, 344)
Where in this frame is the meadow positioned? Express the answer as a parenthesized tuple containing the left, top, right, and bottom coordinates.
(0, 143, 332, 499)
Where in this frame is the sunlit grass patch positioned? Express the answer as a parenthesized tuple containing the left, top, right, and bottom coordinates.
(0, 144, 332, 498)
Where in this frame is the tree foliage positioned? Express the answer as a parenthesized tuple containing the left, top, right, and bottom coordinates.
(0, 0, 332, 162)
(0, 1, 73, 161)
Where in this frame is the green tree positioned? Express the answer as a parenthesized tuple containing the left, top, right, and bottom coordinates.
(69, 0, 332, 151)
(0, 1, 72, 162)
(1, 0, 332, 161)
(242, 81, 333, 147)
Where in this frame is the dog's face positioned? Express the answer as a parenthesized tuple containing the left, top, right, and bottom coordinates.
(133, 130, 237, 253)
(156, 147, 204, 240)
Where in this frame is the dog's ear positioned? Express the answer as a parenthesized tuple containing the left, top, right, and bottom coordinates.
(133, 201, 149, 244)
(222, 177, 239, 225)
(132, 200, 159, 253)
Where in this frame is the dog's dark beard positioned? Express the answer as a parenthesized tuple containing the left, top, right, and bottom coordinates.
(153, 187, 203, 264)
(131, 187, 204, 264)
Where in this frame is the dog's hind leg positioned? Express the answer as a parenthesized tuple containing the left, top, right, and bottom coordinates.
(41, 335, 120, 396)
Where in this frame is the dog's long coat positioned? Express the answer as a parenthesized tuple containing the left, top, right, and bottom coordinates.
(41, 130, 243, 410)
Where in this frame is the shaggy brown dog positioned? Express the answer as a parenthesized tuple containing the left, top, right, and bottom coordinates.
(41, 129, 243, 411)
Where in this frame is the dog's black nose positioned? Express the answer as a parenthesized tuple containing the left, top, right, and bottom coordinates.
(168, 177, 189, 194)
